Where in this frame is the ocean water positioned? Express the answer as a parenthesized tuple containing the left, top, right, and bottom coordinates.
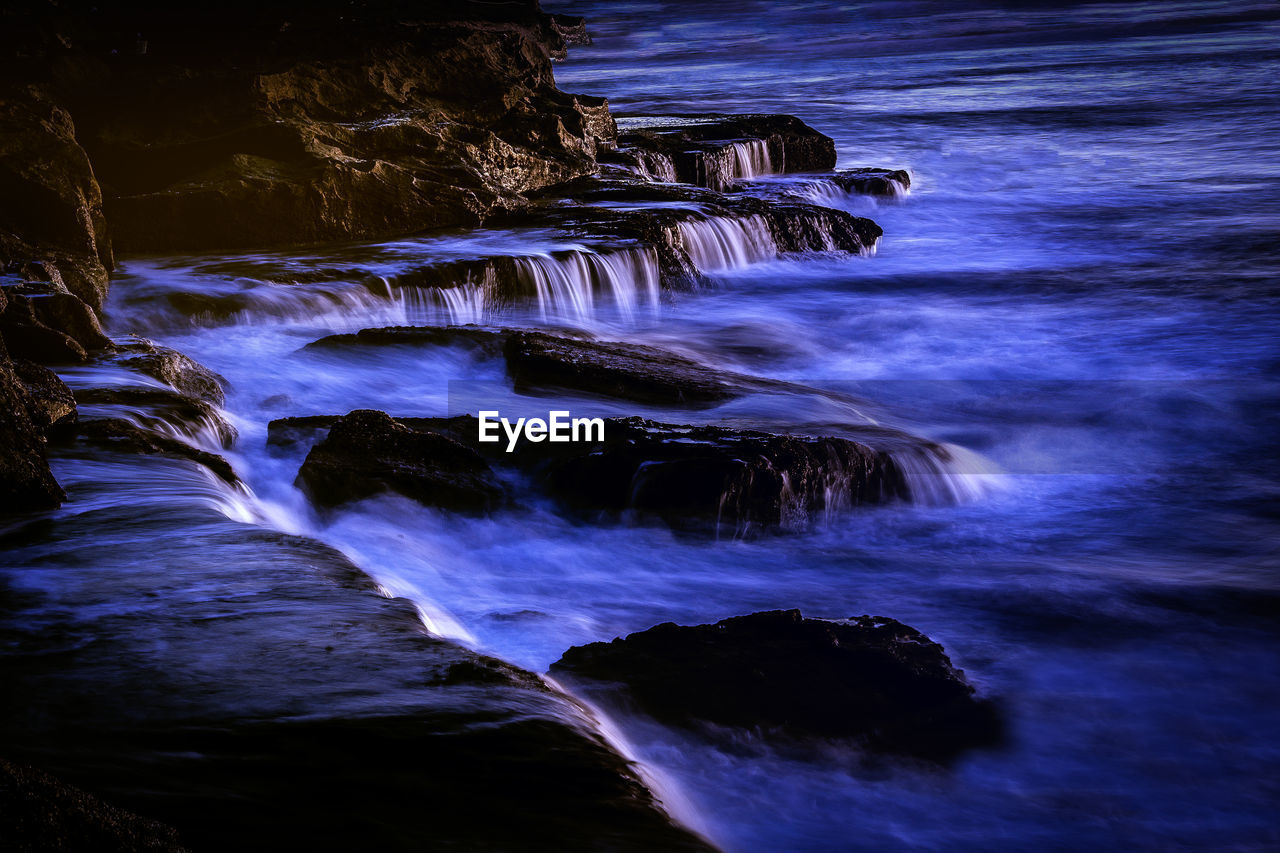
(4, 1, 1279, 849)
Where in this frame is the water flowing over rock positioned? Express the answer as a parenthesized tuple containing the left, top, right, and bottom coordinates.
(551, 609, 1002, 759)
(615, 114, 837, 190)
(0, 513, 714, 851)
(73, 386, 237, 449)
(109, 338, 229, 406)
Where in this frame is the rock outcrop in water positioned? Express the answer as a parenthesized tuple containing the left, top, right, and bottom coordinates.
(551, 609, 1002, 759)
(609, 114, 837, 190)
(297, 409, 505, 511)
(284, 410, 911, 535)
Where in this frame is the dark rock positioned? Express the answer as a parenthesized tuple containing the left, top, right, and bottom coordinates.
(541, 418, 906, 534)
(0, 510, 713, 851)
(303, 324, 508, 356)
(297, 409, 504, 511)
(616, 114, 837, 190)
(505, 330, 747, 404)
(550, 14, 593, 47)
(0, 321, 88, 364)
(0, 86, 113, 310)
(0, 341, 65, 512)
(0, 757, 188, 853)
(828, 168, 912, 197)
(111, 338, 228, 406)
(0, 288, 112, 352)
(551, 609, 1002, 759)
(13, 359, 77, 435)
(290, 413, 912, 535)
(267, 414, 341, 449)
(77, 418, 240, 486)
(28, 4, 613, 255)
(73, 387, 236, 448)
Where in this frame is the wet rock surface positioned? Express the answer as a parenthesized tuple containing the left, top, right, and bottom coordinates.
(109, 338, 229, 406)
(73, 387, 237, 448)
(297, 409, 505, 511)
(0, 520, 713, 852)
(75, 418, 240, 487)
(286, 411, 910, 535)
(538, 418, 905, 534)
(11, 359, 77, 439)
(505, 330, 748, 403)
(551, 609, 1002, 759)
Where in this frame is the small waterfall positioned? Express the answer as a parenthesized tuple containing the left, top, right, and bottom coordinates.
(632, 151, 678, 183)
(726, 139, 776, 181)
(666, 215, 778, 271)
(890, 442, 1007, 505)
(396, 247, 662, 325)
(795, 174, 911, 206)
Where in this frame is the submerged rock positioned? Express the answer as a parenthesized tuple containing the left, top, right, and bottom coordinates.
(297, 409, 504, 511)
(0, 513, 713, 851)
(551, 609, 1002, 759)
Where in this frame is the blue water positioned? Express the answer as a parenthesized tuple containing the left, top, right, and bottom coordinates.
(6, 1, 1280, 849)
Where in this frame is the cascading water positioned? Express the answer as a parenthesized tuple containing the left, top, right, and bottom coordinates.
(509, 247, 663, 324)
(726, 139, 776, 180)
(666, 215, 778, 271)
(632, 151, 679, 182)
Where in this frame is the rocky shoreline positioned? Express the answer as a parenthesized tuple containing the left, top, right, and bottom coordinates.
(0, 2, 1007, 849)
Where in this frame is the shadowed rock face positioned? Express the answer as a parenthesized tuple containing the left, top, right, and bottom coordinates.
(297, 409, 505, 511)
(0, 86, 114, 310)
(7, 1, 615, 255)
(551, 609, 1002, 759)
